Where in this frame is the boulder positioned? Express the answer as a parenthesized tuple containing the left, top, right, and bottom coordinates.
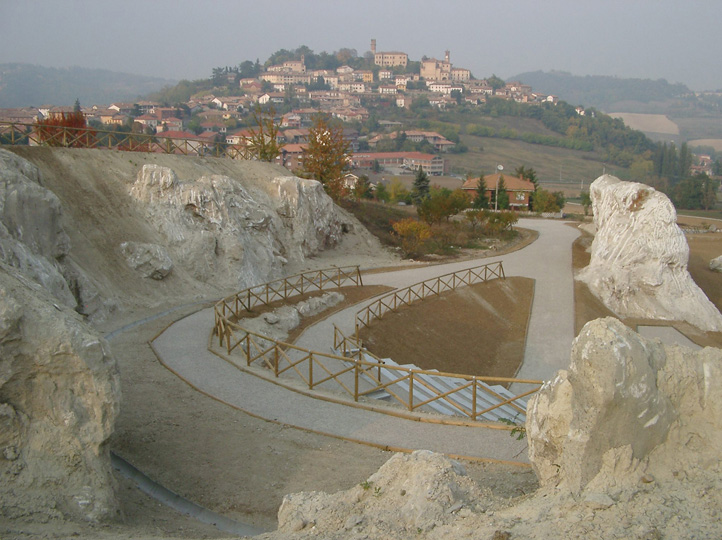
(527, 317, 722, 495)
(710, 255, 722, 273)
(119, 241, 173, 280)
(0, 263, 120, 522)
(577, 174, 722, 332)
(277, 450, 488, 535)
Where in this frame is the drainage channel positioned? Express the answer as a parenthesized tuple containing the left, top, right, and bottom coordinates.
(107, 303, 269, 536)
(111, 453, 266, 536)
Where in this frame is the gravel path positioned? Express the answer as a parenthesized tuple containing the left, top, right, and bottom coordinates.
(153, 219, 580, 464)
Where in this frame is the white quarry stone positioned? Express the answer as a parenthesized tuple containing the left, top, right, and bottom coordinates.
(119, 241, 173, 280)
(710, 255, 722, 273)
(577, 174, 722, 331)
(0, 263, 120, 522)
(527, 317, 722, 495)
(129, 165, 353, 290)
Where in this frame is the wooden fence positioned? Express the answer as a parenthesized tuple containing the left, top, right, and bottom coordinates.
(355, 261, 505, 338)
(212, 264, 542, 424)
(0, 121, 249, 159)
(214, 266, 363, 323)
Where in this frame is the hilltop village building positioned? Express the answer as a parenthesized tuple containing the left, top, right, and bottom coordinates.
(371, 39, 408, 68)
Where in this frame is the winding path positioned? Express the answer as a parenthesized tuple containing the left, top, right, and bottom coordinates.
(153, 219, 580, 464)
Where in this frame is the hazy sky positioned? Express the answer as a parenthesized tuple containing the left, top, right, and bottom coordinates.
(1, 0, 720, 91)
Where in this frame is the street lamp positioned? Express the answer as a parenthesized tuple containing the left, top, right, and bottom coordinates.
(494, 164, 503, 211)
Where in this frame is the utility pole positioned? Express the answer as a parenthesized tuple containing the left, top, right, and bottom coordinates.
(495, 164, 503, 211)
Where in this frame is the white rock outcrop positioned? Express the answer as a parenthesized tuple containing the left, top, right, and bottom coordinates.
(129, 165, 351, 290)
(0, 150, 114, 322)
(527, 317, 722, 494)
(119, 241, 173, 279)
(0, 263, 120, 522)
(577, 174, 722, 331)
(710, 255, 722, 273)
(277, 450, 489, 535)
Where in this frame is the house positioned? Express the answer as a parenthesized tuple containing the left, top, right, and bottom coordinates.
(278, 143, 306, 171)
(258, 92, 285, 105)
(368, 130, 455, 152)
(461, 174, 536, 210)
(371, 39, 408, 67)
(135, 114, 159, 130)
(108, 103, 135, 115)
(352, 152, 446, 176)
(379, 70, 393, 80)
(378, 85, 398, 95)
(355, 70, 374, 83)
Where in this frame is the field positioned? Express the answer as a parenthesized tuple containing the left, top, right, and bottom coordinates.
(608, 112, 680, 135)
(688, 138, 722, 152)
(447, 134, 615, 184)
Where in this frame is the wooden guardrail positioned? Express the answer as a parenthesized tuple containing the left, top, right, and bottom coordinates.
(355, 261, 505, 338)
(0, 121, 250, 159)
(214, 266, 363, 323)
(212, 264, 542, 424)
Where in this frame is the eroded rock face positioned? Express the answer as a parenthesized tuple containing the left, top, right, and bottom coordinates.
(527, 317, 722, 495)
(129, 165, 349, 290)
(0, 150, 115, 322)
(119, 241, 173, 280)
(0, 263, 120, 522)
(577, 174, 722, 331)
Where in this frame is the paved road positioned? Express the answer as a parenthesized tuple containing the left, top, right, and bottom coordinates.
(153, 219, 580, 463)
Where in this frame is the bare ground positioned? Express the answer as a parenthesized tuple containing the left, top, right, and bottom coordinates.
(359, 277, 534, 378)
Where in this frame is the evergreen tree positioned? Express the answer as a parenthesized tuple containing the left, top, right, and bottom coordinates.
(472, 175, 489, 209)
(412, 166, 430, 205)
(497, 175, 510, 210)
(678, 142, 692, 180)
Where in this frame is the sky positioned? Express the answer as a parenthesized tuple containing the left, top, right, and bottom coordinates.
(1, 0, 720, 91)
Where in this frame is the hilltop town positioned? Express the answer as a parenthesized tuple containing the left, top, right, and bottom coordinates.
(0, 40, 570, 178)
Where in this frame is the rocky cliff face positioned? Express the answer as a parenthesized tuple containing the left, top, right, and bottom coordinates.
(128, 164, 352, 289)
(0, 262, 120, 522)
(577, 174, 722, 331)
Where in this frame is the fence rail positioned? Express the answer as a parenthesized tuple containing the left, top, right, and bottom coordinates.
(214, 266, 363, 325)
(212, 264, 541, 424)
(355, 261, 505, 338)
(0, 121, 251, 159)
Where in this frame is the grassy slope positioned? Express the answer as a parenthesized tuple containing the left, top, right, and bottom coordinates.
(447, 133, 617, 185)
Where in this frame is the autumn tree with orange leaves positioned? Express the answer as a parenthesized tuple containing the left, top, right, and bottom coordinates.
(303, 113, 351, 201)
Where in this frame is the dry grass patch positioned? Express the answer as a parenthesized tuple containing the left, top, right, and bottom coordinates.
(358, 277, 534, 378)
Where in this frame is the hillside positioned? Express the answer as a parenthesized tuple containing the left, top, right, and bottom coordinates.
(511, 70, 691, 112)
(0, 63, 176, 107)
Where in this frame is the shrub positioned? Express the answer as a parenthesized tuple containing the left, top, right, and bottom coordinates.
(392, 218, 432, 258)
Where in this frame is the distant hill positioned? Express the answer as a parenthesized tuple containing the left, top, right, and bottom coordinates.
(0, 63, 176, 108)
(510, 70, 691, 112)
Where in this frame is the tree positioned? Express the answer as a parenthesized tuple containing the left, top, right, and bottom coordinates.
(515, 165, 538, 190)
(73, 98, 81, 113)
(487, 74, 506, 91)
(580, 191, 592, 216)
(246, 106, 284, 162)
(411, 166, 430, 205)
(495, 175, 510, 210)
(303, 113, 351, 200)
(472, 175, 489, 209)
(532, 189, 562, 213)
(374, 182, 390, 203)
(392, 218, 431, 258)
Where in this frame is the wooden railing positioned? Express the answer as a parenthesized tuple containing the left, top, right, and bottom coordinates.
(212, 319, 540, 422)
(214, 266, 363, 323)
(0, 121, 250, 159)
(211, 264, 542, 424)
(355, 261, 505, 338)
